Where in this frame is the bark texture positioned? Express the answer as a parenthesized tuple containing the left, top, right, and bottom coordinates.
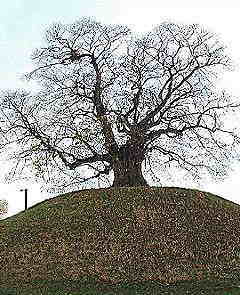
(112, 160, 147, 187)
(111, 143, 148, 187)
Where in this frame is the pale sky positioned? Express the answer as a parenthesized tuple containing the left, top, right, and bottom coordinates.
(1, 0, 240, 219)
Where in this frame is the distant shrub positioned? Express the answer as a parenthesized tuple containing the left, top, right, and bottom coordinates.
(0, 199, 8, 219)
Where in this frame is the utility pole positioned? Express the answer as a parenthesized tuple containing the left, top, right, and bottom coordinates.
(20, 189, 28, 211)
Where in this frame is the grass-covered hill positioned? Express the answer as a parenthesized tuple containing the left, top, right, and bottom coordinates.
(1, 186, 240, 293)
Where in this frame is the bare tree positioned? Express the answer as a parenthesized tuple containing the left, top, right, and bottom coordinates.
(0, 199, 8, 219)
(0, 18, 239, 192)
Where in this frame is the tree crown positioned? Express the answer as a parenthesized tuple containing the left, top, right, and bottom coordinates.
(0, 18, 239, 192)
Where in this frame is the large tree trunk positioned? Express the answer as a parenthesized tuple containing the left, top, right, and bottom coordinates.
(111, 144, 148, 187)
(112, 160, 147, 187)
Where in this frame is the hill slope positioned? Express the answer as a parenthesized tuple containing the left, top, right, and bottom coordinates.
(0, 186, 240, 289)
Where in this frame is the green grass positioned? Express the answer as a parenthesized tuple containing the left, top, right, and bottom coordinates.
(1, 277, 240, 294)
(1, 186, 240, 294)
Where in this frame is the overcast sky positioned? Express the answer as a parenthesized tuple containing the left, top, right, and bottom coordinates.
(1, 0, 240, 219)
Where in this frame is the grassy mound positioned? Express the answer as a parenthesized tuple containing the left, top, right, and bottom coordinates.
(0, 186, 240, 291)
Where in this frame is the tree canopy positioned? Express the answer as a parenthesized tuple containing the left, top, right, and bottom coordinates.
(0, 18, 239, 192)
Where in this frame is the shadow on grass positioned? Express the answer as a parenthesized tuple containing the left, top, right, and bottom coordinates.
(1, 277, 240, 295)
